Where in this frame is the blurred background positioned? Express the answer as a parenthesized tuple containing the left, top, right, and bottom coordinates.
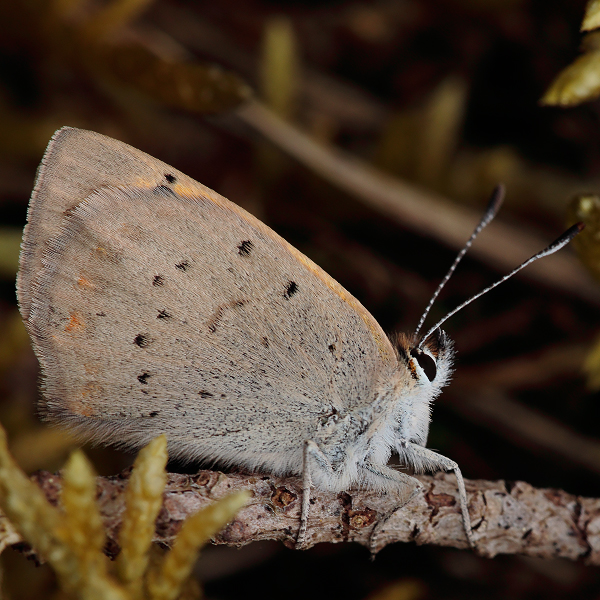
(1, 0, 600, 598)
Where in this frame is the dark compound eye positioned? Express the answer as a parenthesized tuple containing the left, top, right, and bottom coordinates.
(410, 348, 437, 382)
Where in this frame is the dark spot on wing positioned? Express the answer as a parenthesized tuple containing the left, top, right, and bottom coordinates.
(238, 240, 254, 256)
(165, 173, 176, 183)
(284, 281, 298, 299)
(153, 275, 165, 287)
(96, 311, 106, 317)
(149, 411, 159, 417)
(207, 299, 248, 333)
(261, 337, 269, 348)
(138, 372, 150, 384)
(199, 390, 214, 398)
(157, 309, 171, 319)
(134, 334, 151, 348)
(329, 343, 336, 353)
(176, 260, 190, 271)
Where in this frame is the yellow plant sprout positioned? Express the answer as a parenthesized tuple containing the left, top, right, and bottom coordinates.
(61, 450, 127, 599)
(567, 194, 600, 390)
(584, 336, 600, 390)
(116, 434, 168, 598)
(62, 451, 106, 556)
(541, 43, 600, 106)
(0, 423, 126, 599)
(542, 0, 600, 106)
(146, 490, 251, 600)
(566, 194, 600, 282)
(0, 426, 251, 599)
(261, 16, 299, 120)
(583, 0, 600, 31)
(256, 15, 300, 188)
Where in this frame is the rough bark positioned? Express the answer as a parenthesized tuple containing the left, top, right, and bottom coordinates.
(3, 470, 599, 564)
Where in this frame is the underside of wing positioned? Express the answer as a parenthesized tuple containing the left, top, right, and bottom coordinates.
(29, 184, 398, 471)
(20, 128, 400, 473)
(18, 127, 215, 322)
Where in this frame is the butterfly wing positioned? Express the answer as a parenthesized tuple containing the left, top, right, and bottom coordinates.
(19, 128, 400, 475)
(19, 127, 206, 322)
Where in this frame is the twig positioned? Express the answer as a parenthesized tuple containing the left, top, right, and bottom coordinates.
(455, 343, 588, 390)
(145, 3, 389, 131)
(1, 470, 595, 565)
(450, 387, 600, 477)
(236, 101, 600, 305)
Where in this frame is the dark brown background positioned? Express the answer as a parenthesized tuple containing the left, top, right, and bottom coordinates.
(0, 0, 599, 598)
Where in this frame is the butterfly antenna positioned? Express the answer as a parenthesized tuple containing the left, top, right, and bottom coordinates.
(417, 222, 584, 349)
(413, 184, 505, 339)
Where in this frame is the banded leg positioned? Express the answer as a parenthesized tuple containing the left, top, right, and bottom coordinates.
(297, 440, 334, 548)
(397, 439, 475, 547)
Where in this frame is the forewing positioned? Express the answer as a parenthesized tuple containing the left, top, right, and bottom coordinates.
(21, 128, 399, 472)
(19, 127, 210, 322)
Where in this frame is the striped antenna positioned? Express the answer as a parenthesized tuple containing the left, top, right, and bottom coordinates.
(413, 184, 505, 339)
(416, 222, 584, 349)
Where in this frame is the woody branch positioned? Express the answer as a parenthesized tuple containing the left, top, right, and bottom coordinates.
(2, 469, 594, 564)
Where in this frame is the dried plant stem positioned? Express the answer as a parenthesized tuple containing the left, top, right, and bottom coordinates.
(236, 100, 600, 305)
(5, 470, 597, 566)
(451, 387, 600, 477)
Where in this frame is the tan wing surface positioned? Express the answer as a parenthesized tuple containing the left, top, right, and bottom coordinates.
(19, 128, 400, 470)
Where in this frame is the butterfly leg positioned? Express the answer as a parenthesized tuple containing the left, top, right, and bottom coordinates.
(396, 440, 475, 547)
(363, 462, 423, 555)
(296, 440, 335, 549)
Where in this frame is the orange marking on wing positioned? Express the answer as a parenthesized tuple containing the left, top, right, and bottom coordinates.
(69, 402, 96, 417)
(77, 276, 93, 289)
(173, 183, 225, 206)
(76, 382, 103, 415)
(65, 312, 84, 332)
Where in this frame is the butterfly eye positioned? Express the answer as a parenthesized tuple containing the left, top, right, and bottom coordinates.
(410, 348, 437, 382)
